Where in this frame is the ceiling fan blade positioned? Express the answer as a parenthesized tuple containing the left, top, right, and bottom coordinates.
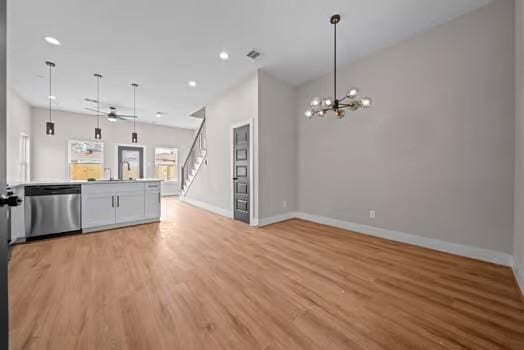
(118, 114, 138, 118)
(85, 107, 107, 115)
(84, 98, 99, 104)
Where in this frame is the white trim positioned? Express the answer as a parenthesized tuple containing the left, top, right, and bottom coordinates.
(230, 119, 257, 226)
(513, 259, 524, 296)
(258, 212, 299, 227)
(67, 139, 104, 180)
(293, 212, 513, 266)
(255, 211, 513, 267)
(154, 146, 179, 182)
(180, 196, 233, 219)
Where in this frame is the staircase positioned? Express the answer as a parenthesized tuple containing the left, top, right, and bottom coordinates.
(181, 118, 207, 195)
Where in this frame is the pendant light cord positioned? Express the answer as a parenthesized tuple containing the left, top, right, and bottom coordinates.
(96, 75, 100, 128)
(333, 20, 337, 101)
(133, 84, 136, 131)
(49, 64, 52, 122)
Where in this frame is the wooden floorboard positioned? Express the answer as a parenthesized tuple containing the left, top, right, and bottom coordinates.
(8, 198, 524, 349)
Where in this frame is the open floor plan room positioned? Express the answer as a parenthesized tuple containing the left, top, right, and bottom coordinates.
(2, 0, 524, 349)
(8, 199, 524, 349)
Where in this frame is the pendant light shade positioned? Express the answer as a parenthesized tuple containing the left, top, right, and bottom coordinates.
(45, 61, 56, 135)
(46, 121, 55, 135)
(131, 83, 139, 143)
(94, 73, 103, 140)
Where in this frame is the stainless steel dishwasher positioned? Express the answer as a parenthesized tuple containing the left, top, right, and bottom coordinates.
(25, 184, 81, 237)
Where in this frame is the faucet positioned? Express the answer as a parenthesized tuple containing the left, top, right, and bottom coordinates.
(120, 161, 131, 180)
(104, 168, 113, 180)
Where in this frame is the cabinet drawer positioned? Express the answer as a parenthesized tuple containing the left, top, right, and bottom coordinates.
(145, 182, 161, 192)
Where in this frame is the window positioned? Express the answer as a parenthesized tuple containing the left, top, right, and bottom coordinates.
(19, 133, 30, 183)
(69, 140, 104, 180)
(117, 145, 144, 180)
(155, 147, 177, 182)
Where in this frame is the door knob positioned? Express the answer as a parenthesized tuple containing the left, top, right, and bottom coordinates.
(233, 177, 238, 180)
(0, 194, 22, 207)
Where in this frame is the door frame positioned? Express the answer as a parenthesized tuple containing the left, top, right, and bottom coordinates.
(114, 143, 146, 179)
(230, 119, 256, 226)
(1, 0, 8, 346)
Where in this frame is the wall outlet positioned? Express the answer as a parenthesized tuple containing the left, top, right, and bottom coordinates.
(282, 200, 287, 208)
(369, 210, 376, 219)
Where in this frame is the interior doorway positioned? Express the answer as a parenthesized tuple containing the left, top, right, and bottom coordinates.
(232, 124, 250, 224)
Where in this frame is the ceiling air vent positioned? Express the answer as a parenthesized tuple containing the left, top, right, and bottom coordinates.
(246, 49, 261, 60)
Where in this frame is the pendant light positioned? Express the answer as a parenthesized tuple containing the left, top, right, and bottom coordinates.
(94, 73, 103, 140)
(131, 83, 138, 143)
(304, 14, 372, 119)
(45, 61, 56, 135)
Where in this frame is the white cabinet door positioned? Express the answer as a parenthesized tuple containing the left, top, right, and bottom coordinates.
(82, 193, 115, 228)
(115, 191, 145, 224)
(145, 191, 161, 219)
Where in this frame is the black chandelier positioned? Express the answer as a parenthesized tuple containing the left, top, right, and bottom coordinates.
(305, 14, 372, 119)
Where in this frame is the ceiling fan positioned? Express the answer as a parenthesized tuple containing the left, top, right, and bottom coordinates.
(85, 98, 137, 122)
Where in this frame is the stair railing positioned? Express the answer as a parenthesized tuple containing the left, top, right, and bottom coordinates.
(181, 118, 206, 192)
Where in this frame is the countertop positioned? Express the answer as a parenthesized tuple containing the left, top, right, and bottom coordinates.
(9, 179, 162, 187)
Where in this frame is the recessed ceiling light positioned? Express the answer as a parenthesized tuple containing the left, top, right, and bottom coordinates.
(188, 81, 197, 87)
(219, 51, 229, 60)
(48, 95, 56, 100)
(44, 36, 61, 46)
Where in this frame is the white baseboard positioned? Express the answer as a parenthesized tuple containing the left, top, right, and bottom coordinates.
(263, 211, 513, 267)
(295, 212, 512, 266)
(180, 196, 233, 219)
(513, 259, 524, 295)
(258, 212, 299, 227)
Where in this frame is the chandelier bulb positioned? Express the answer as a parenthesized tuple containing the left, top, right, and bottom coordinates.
(311, 97, 321, 107)
(347, 88, 359, 99)
(324, 98, 333, 107)
(304, 110, 313, 118)
(360, 97, 372, 108)
(336, 110, 345, 118)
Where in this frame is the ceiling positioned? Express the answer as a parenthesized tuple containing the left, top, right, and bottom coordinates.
(8, 0, 493, 129)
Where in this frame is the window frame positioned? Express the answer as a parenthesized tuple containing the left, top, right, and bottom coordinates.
(154, 147, 178, 182)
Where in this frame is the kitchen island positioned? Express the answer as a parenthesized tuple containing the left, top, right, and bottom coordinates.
(9, 179, 162, 242)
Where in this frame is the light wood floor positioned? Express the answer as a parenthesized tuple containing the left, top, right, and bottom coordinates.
(8, 198, 524, 349)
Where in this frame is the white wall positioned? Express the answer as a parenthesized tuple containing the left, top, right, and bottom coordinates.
(514, 0, 524, 289)
(258, 71, 297, 219)
(30, 108, 195, 194)
(296, 0, 515, 254)
(6, 90, 31, 184)
(186, 73, 259, 218)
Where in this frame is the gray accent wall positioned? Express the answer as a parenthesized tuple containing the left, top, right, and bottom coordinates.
(515, 0, 524, 278)
(258, 71, 297, 219)
(296, 0, 515, 253)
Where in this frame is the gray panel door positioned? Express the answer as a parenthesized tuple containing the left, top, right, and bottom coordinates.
(233, 125, 250, 224)
(0, 0, 8, 346)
